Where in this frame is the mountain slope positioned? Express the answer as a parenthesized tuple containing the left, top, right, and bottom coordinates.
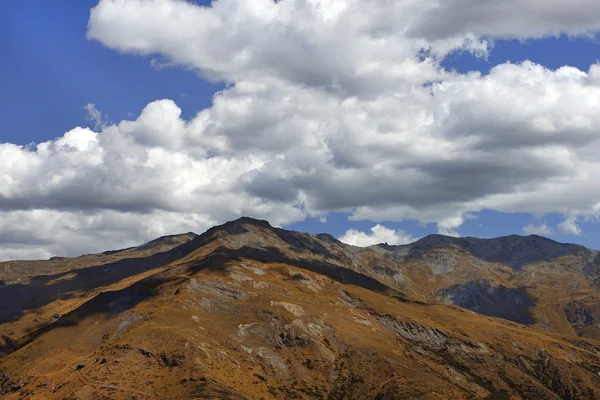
(161, 218, 600, 339)
(367, 234, 600, 339)
(1, 218, 600, 399)
(0, 233, 197, 355)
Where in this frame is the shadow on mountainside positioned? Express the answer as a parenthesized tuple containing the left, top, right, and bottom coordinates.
(2, 242, 414, 358)
(439, 281, 537, 325)
(0, 336, 19, 358)
(398, 234, 587, 270)
(184, 245, 412, 303)
(6, 272, 188, 358)
(0, 236, 204, 325)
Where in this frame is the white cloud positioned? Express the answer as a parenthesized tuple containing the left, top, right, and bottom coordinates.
(339, 225, 418, 247)
(84, 103, 108, 130)
(0, 208, 216, 261)
(558, 216, 582, 235)
(523, 223, 554, 236)
(407, 0, 600, 40)
(3, 0, 600, 258)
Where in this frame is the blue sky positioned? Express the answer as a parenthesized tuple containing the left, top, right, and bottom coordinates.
(2, 0, 600, 259)
(0, 1, 221, 146)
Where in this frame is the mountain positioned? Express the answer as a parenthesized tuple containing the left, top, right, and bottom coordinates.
(1, 218, 600, 399)
(366, 234, 600, 338)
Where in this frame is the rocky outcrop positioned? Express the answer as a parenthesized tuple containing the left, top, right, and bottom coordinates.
(372, 313, 449, 349)
(565, 300, 595, 332)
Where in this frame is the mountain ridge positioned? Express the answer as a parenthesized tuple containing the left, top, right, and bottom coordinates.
(5, 216, 591, 263)
(2, 217, 598, 335)
(209, 216, 593, 252)
(2, 217, 600, 399)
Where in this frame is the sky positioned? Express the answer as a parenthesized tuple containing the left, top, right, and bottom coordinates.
(2, 0, 600, 260)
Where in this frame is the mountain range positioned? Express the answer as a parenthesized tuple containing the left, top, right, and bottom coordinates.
(1, 217, 600, 399)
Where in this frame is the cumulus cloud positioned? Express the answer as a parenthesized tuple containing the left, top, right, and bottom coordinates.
(0, 99, 305, 260)
(558, 216, 583, 235)
(523, 223, 554, 236)
(339, 225, 418, 247)
(3, 0, 600, 259)
(406, 0, 600, 40)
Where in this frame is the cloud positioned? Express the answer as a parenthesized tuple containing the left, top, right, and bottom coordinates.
(87, 0, 600, 91)
(0, 208, 217, 261)
(3, 0, 600, 258)
(339, 225, 418, 247)
(406, 0, 600, 40)
(523, 223, 554, 236)
(558, 216, 582, 235)
(84, 103, 108, 130)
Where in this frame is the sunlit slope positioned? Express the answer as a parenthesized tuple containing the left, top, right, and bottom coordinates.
(1, 218, 600, 399)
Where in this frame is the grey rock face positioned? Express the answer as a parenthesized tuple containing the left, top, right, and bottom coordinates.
(427, 252, 457, 275)
(187, 278, 247, 300)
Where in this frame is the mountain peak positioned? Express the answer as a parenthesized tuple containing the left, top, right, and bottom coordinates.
(397, 232, 586, 269)
(230, 216, 272, 226)
(220, 216, 273, 231)
(196, 217, 273, 240)
(413, 233, 460, 246)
